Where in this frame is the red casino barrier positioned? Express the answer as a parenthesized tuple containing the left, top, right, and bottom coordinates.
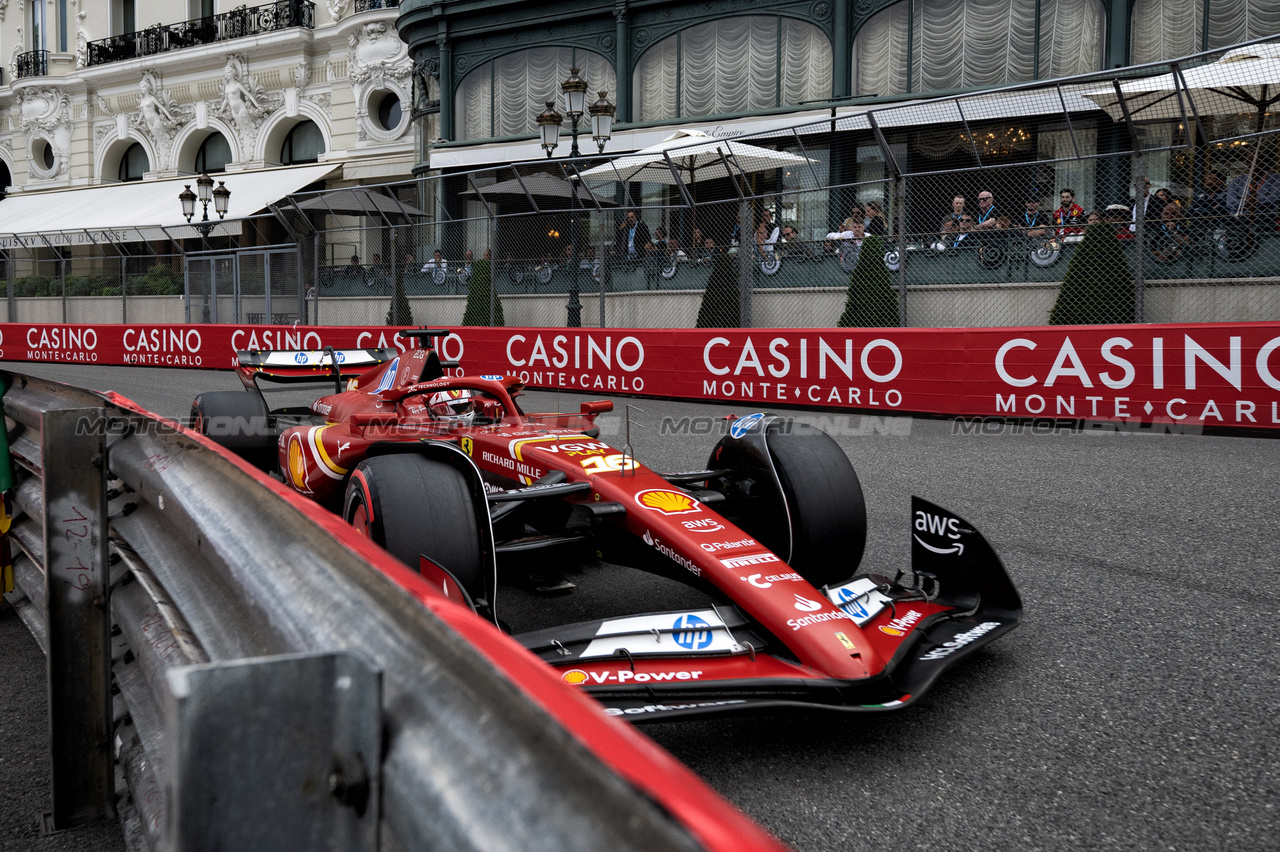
(4, 322, 1279, 429)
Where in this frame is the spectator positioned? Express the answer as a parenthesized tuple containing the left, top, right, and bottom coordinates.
(756, 209, 781, 255)
(973, 190, 999, 230)
(652, 226, 670, 254)
(1226, 168, 1280, 215)
(841, 204, 866, 233)
(865, 201, 889, 237)
(1053, 189, 1086, 235)
(345, 253, 362, 275)
(1105, 204, 1135, 239)
(615, 210, 651, 261)
(1086, 210, 1103, 226)
(1131, 179, 1160, 230)
(948, 214, 975, 248)
(402, 252, 416, 275)
(1152, 201, 1191, 262)
(939, 195, 966, 240)
(421, 249, 447, 272)
(1187, 171, 1229, 222)
(840, 220, 867, 267)
(463, 249, 475, 271)
(1021, 196, 1050, 239)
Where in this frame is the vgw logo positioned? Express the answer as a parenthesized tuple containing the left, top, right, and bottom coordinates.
(672, 614, 713, 650)
(913, 510, 965, 555)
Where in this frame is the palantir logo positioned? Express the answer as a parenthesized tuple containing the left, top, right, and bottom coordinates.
(730, 412, 765, 439)
(672, 614, 713, 650)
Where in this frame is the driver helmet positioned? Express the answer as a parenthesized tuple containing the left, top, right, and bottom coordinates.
(428, 389, 475, 425)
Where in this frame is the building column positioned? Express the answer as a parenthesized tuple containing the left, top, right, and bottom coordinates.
(832, 0, 851, 100)
(439, 34, 454, 142)
(614, 2, 631, 123)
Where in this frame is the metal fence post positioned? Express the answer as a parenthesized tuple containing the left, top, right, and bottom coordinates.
(42, 407, 113, 829)
(897, 174, 909, 325)
(737, 198, 752, 328)
(1133, 155, 1147, 322)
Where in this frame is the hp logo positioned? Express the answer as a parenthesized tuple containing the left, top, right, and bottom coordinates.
(672, 614, 713, 650)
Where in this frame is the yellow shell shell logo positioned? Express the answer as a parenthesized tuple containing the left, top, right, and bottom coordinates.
(635, 489, 700, 515)
(287, 436, 307, 487)
(880, 625, 907, 637)
(561, 669, 588, 685)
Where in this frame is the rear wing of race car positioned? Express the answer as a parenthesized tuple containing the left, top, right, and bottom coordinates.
(236, 347, 400, 394)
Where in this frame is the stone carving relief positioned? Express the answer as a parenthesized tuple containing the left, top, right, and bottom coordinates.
(348, 22, 413, 143)
(327, 0, 351, 21)
(9, 27, 21, 84)
(18, 86, 73, 177)
(75, 11, 88, 69)
(210, 54, 283, 155)
(131, 69, 194, 170)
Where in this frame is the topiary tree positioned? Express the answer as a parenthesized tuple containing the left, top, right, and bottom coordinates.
(462, 258, 505, 326)
(695, 248, 740, 328)
(836, 234, 898, 327)
(1049, 222, 1135, 325)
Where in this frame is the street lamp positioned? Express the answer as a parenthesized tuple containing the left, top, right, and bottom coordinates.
(180, 172, 230, 238)
(179, 173, 230, 323)
(536, 70, 615, 327)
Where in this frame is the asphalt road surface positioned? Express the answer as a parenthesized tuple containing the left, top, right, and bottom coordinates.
(4, 362, 1278, 851)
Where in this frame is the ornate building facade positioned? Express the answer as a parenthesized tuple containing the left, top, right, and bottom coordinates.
(0, 1, 416, 200)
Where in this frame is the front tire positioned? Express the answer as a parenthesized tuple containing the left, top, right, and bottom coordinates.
(343, 455, 484, 599)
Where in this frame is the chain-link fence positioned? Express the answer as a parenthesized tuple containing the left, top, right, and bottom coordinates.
(279, 36, 1280, 330)
(6, 37, 1280, 331)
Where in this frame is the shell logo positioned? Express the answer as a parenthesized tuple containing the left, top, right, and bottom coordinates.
(287, 435, 308, 488)
(561, 669, 588, 685)
(880, 625, 907, 636)
(634, 489, 701, 515)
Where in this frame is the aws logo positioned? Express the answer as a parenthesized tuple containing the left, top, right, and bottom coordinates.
(634, 489, 701, 515)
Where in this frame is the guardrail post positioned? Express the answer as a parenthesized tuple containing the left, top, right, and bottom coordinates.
(165, 652, 381, 852)
(42, 407, 113, 829)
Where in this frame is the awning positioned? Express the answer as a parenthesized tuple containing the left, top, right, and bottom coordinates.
(0, 163, 338, 241)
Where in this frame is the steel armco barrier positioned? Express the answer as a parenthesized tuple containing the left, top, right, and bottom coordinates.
(1, 371, 781, 852)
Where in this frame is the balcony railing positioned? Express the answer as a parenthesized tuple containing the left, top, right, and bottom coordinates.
(16, 50, 49, 79)
(354, 0, 400, 10)
(85, 1, 315, 68)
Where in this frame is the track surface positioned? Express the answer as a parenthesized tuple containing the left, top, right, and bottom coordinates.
(4, 363, 1279, 851)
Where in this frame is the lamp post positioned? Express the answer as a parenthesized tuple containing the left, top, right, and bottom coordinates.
(179, 172, 230, 322)
(537, 70, 614, 327)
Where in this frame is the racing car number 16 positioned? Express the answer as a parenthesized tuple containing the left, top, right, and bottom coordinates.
(580, 453, 640, 474)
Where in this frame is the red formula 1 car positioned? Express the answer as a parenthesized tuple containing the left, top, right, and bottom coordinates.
(192, 329, 1022, 720)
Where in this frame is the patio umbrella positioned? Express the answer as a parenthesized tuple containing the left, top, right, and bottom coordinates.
(461, 172, 616, 210)
(1084, 42, 1280, 134)
(576, 129, 814, 187)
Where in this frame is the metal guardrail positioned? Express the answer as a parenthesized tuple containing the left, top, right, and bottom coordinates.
(0, 371, 750, 851)
(15, 50, 48, 79)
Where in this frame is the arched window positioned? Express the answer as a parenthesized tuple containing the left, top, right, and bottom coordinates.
(636, 17, 832, 121)
(281, 120, 325, 165)
(194, 133, 232, 173)
(118, 142, 149, 181)
(456, 47, 615, 140)
(854, 0, 1103, 97)
(1131, 0, 1280, 64)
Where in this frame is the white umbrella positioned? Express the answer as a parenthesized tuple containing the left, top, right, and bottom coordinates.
(1084, 43, 1280, 134)
(576, 129, 814, 186)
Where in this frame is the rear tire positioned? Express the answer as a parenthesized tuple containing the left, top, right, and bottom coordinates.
(343, 455, 484, 599)
(190, 391, 275, 470)
(765, 421, 867, 587)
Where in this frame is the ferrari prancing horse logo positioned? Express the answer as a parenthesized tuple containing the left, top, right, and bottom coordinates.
(460, 436, 474, 456)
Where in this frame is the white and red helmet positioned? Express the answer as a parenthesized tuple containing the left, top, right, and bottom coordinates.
(428, 389, 475, 424)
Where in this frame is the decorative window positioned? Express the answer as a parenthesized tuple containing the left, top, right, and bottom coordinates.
(118, 142, 149, 181)
(195, 133, 232, 173)
(456, 47, 615, 140)
(854, 0, 1104, 97)
(635, 17, 833, 121)
(1131, 0, 1280, 64)
(282, 120, 325, 165)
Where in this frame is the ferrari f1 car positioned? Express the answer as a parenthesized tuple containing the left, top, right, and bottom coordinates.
(192, 329, 1022, 720)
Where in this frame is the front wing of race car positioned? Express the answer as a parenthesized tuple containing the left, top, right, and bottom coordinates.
(518, 497, 1021, 720)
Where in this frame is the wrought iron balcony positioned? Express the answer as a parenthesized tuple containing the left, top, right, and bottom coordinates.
(354, 0, 400, 10)
(85, 1, 315, 68)
(16, 50, 49, 79)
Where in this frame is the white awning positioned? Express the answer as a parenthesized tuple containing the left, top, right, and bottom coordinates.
(0, 163, 338, 241)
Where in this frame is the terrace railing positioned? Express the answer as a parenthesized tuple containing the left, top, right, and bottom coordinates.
(15, 50, 48, 79)
(85, 1, 315, 68)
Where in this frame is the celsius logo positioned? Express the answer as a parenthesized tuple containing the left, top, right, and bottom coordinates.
(745, 572, 803, 588)
(793, 595, 823, 612)
(683, 518, 725, 533)
(880, 610, 923, 636)
(672, 614, 713, 650)
(730, 412, 765, 439)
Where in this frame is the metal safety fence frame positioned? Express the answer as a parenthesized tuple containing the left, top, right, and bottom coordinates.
(0, 370, 784, 852)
